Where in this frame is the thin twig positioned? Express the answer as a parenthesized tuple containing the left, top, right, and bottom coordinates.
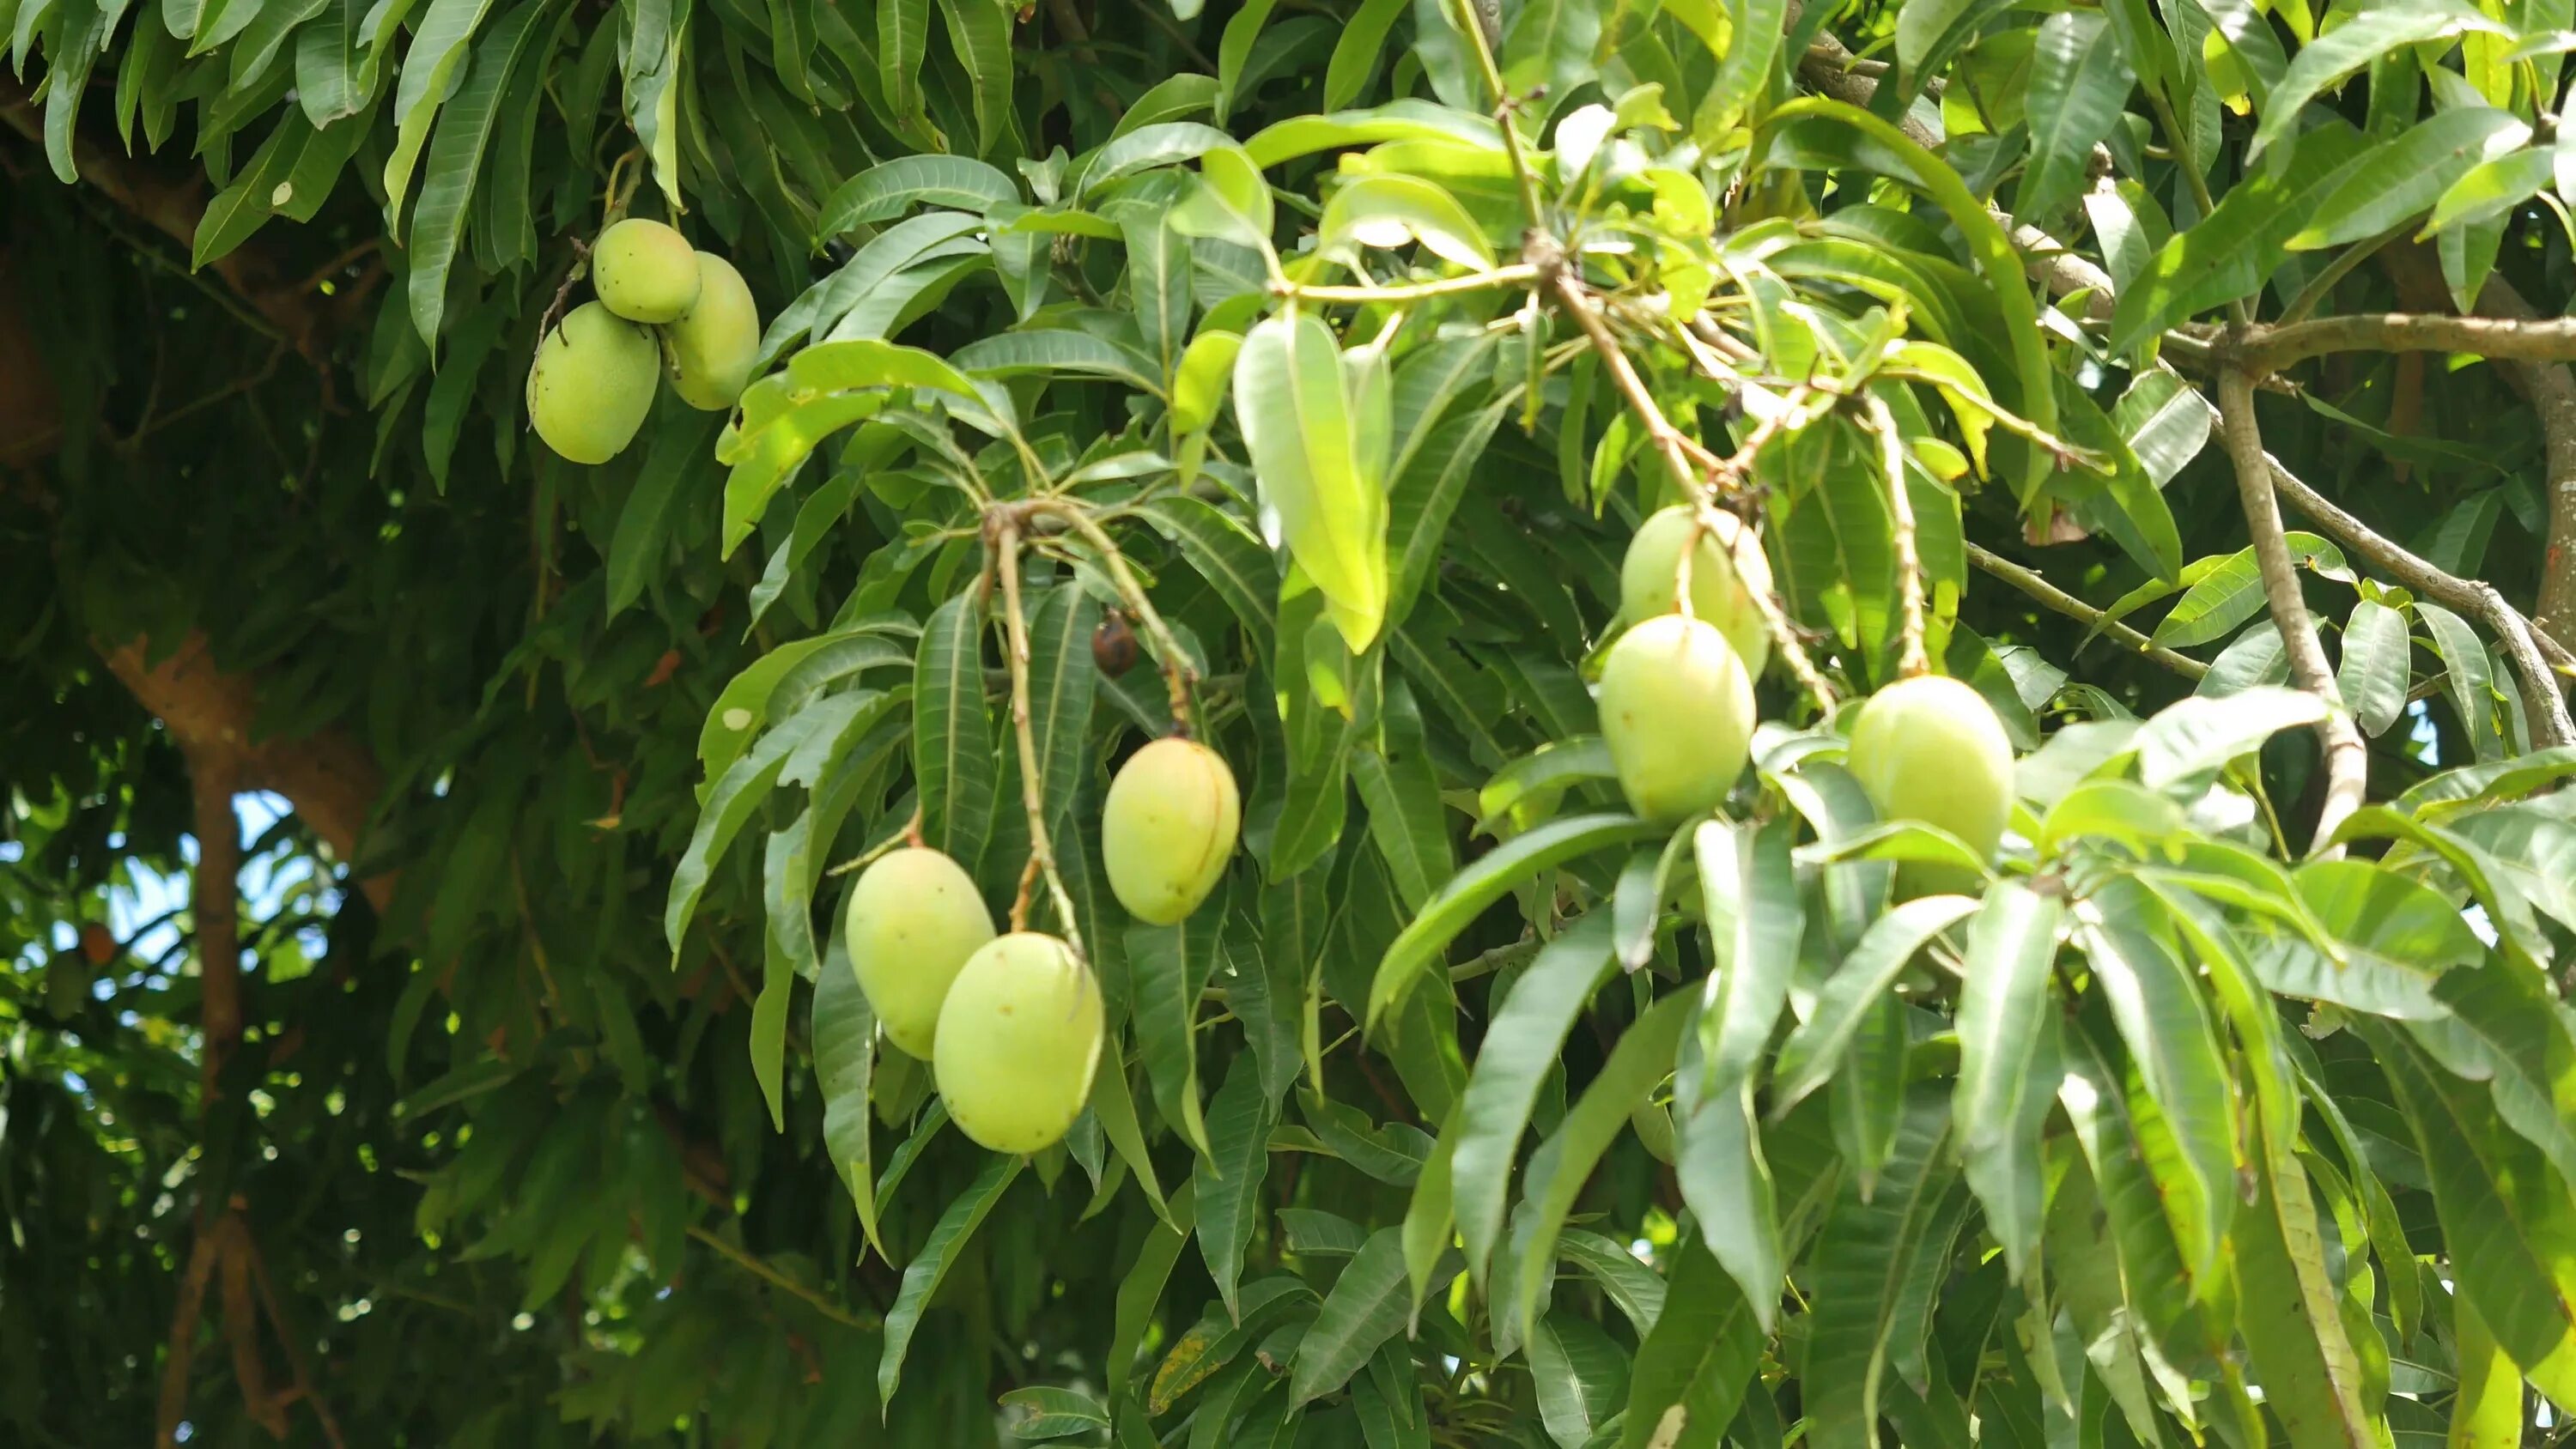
(1022, 497, 1195, 733)
(2217, 368, 2367, 854)
(1865, 394, 1930, 678)
(994, 516, 1088, 955)
(1275, 265, 1541, 305)
(1965, 543, 2209, 681)
(685, 1223, 879, 1330)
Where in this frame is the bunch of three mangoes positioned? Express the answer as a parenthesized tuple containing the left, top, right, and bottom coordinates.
(1598, 505, 2015, 873)
(527, 219, 762, 464)
(844, 738, 1241, 1155)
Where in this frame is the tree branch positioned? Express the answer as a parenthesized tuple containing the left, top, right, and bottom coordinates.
(2217, 369, 2368, 853)
(1965, 543, 2209, 681)
(2262, 456, 2575, 747)
(102, 634, 392, 911)
(2240, 312, 2576, 374)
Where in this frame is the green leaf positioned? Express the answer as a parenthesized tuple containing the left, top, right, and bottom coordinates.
(1322, 0, 1405, 109)
(1674, 1076, 1783, 1333)
(878, 0, 928, 127)
(1109, 1181, 1195, 1379)
(879, 1155, 1024, 1405)
(1023, 585, 1101, 838)
(380, 0, 495, 238)
(1290, 1228, 1457, 1404)
(1556, 1228, 1667, 1335)
(1699, 0, 1787, 137)
(914, 592, 998, 869)
(1090, 1052, 1171, 1224)
(1352, 688, 1455, 912)
(1510, 991, 1695, 1337)
(2333, 598, 2410, 737)
(2233, 1099, 2381, 1449)
(2107, 122, 2374, 353)
(2424, 143, 2555, 236)
(1109, 73, 1222, 137)
(2078, 879, 2237, 1276)
(606, 411, 724, 618)
(1498, 0, 1602, 112)
(2113, 367, 2214, 487)
(935, 0, 1012, 152)
(2153, 535, 2348, 647)
(1772, 894, 1980, 1115)
(2289, 108, 2530, 250)
(2019, 12, 2134, 220)
(1234, 308, 1390, 652)
(2413, 961, 2576, 1193)
(2134, 686, 2330, 788)
(1528, 1312, 1628, 1449)
(1000, 1386, 1113, 1440)
(1135, 495, 1278, 662)
(1194, 1052, 1279, 1320)
(2248, 0, 2507, 162)
(951, 329, 1167, 397)
(1130, 912, 1221, 1161)
(1619, 1227, 1765, 1449)
(1451, 911, 1616, 1285)
(1802, 1085, 1959, 1449)
(1953, 880, 2063, 1281)
(665, 696, 858, 955)
(821, 155, 1019, 233)
(407, 0, 553, 347)
(720, 394, 892, 557)
(1688, 818, 1798, 1106)
(1367, 813, 1663, 1028)
(1317, 173, 1496, 270)
(2450, 1298, 2525, 1449)
(696, 627, 911, 787)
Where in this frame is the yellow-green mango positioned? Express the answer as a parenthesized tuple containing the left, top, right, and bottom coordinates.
(844, 846, 997, 1058)
(525, 302, 658, 464)
(661, 252, 760, 410)
(1846, 674, 2014, 877)
(591, 218, 702, 324)
(933, 933, 1104, 1154)
(1102, 737, 1240, 924)
(1619, 505, 1773, 680)
(1598, 614, 1755, 823)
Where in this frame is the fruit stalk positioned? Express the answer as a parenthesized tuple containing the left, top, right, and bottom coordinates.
(1020, 496, 1197, 734)
(1550, 264, 1839, 711)
(1864, 393, 1931, 680)
(994, 514, 1089, 954)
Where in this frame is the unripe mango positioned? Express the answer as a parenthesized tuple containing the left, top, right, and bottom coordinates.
(1598, 614, 1755, 824)
(1846, 675, 2014, 873)
(845, 847, 997, 1058)
(1620, 506, 1773, 680)
(661, 252, 760, 410)
(1101, 737, 1240, 925)
(592, 218, 702, 324)
(933, 933, 1104, 1154)
(526, 302, 658, 464)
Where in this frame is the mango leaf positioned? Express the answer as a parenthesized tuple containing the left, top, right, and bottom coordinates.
(2134, 687, 2330, 788)
(1290, 1227, 1460, 1404)
(2248, 0, 2508, 161)
(2424, 143, 2556, 235)
(2289, 107, 2530, 250)
(1367, 813, 1662, 1028)
(1510, 991, 1695, 1337)
(2018, 12, 2134, 220)
(1953, 881, 2063, 1280)
(1801, 1086, 1959, 1449)
(822, 154, 1020, 232)
(1619, 1227, 1764, 1449)
(404, 0, 548, 345)
(1195, 1053, 1281, 1320)
(879, 1155, 1024, 1405)
(1771, 894, 1980, 1115)
(1131, 912, 1222, 1161)
(1234, 308, 1391, 652)
(914, 592, 998, 868)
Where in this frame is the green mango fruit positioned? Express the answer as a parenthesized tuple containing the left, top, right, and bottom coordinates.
(1102, 737, 1240, 925)
(1845, 673, 2014, 888)
(592, 218, 701, 324)
(525, 301, 658, 464)
(1619, 505, 1773, 680)
(933, 933, 1104, 1154)
(661, 252, 760, 410)
(1598, 614, 1755, 823)
(845, 846, 997, 1058)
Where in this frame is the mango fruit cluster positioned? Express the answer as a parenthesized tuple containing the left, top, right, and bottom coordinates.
(842, 737, 1240, 1155)
(526, 219, 761, 464)
(1600, 505, 2013, 876)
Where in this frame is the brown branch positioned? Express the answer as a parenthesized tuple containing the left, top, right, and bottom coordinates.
(2240, 312, 2576, 374)
(2469, 276, 2576, 641)
(102, 634, 392, 912)
(2217, 369, 2368, 852)
(1965, 543, 2209, 681)
(993, 515, 1085, 953)
(153, 1220, 222, 1449)
(2263, 458, 2575, 747)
